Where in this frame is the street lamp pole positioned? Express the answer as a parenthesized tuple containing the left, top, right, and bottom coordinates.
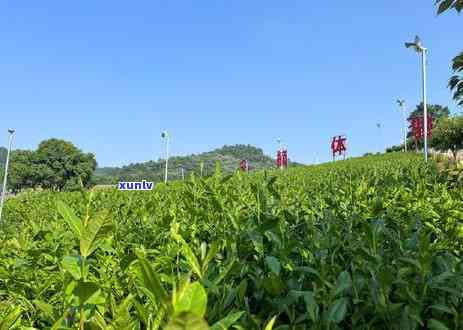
(161, 131, 169, 183)
(0, 129, 15, 224)
(397, 99, 407, 152)
(421, 48, 428, 162)
(405, 35, 428, 162)
(376, 123, 382, 153)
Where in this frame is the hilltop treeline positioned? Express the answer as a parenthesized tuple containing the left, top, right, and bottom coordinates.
(93, 144, 298, 185)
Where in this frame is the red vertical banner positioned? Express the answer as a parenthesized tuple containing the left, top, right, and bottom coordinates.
(276, 150, 288, 168)
(427, 115, 433, 137)
(282, 150, 288, 167)
(240, 159, 248, 171)
(276, 150, 282, 168)
(331, 135, 347, 160)
(409, 115, 433, 141)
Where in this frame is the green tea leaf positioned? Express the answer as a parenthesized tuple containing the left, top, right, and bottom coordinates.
(0, 307, 22, 330)
(430, 304, 453, 314)
(210, 311, 244, 330)
(265, 256, 281, 275)
(61, 255, 81, 280)
(327, 298, 348, 323)
(264, 315, 278, 330)
(33, 300, 54, 320)
(80, 211, 113, 258)
(173, 282, 207, 317)
(428, 319, 450, 330)
(136, 256, 169, 309)
(303, 291, 319, 322)
(399, 258, 422, 270)
(56, 200, 82, 239)
(334, 271, 352, 296)
(202, 241, 220, 274)
(73, 281, 100, 305)
(213, 257, 237, 286)
(172, 231, 203, 279)
(164, 312, 210, 330)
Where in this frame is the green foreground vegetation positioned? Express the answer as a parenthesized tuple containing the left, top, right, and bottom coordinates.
(1, 152, 463, 329)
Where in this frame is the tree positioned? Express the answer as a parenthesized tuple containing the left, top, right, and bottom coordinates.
(436, 0, 463, 14)
(407, 103, 450, 123)
(430, 115, 463, 159)
(436, 0, 463, 106)
(0, 147, 6, 167)
(8, 150, 37, 192)
(34, 139, 96, 191)
(449, 52, 463, 106)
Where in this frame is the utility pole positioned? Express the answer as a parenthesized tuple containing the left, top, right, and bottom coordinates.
(161, 131, 169, 183)
(421, 48, 428, 161)
(397, 99, 408, 152)
(0, 129, 15, 224)
(376, 122, 382, 153)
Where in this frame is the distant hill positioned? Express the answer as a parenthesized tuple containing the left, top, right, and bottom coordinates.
(93, 144, 301, 184)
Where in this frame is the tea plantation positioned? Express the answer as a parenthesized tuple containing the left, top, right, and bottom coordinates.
(1, 153, 462, 329)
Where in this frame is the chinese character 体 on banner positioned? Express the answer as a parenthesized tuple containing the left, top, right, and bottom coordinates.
(331, 135, 347, 160)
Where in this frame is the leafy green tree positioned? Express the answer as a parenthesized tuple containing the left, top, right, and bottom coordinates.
(449, 52, 463, 106)
(436, 0, 463, 106)
(0, 147, 7, 186)
(436, 0, 463, 14)
(430, 115, 463, 159)
(8, 150, 37, 192)
(0, 146, 6, 167)
(407, 103, 450, 122)
(34, 139, 96, 191)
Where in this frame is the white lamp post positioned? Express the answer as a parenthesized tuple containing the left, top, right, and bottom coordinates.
(376, 123, 382, 153)
(0, 129, 15, 223)
(161, 130, 170, 183)
(405, 35, 428, 162)
(397, 99, 408, 152)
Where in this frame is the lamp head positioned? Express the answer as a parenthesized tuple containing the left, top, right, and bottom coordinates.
(414, 35, 422, 48)
(405, 35, 424, 52)
(7, 129, 15, 135)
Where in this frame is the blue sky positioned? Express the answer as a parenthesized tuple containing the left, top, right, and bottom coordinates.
(0, 1, 461, 166)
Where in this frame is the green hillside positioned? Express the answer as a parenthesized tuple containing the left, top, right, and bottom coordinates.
(94, 144, 297, 184)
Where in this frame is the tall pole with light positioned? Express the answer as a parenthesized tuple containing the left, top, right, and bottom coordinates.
(376, 122, 382, 153)
(161, 130, 169, 183)
(405, 35, 428, 162)
(397, 99, 408, 152)
(0, 129, 15, 224)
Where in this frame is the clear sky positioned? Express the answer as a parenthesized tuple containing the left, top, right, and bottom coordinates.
(0, 1, 461, 166)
